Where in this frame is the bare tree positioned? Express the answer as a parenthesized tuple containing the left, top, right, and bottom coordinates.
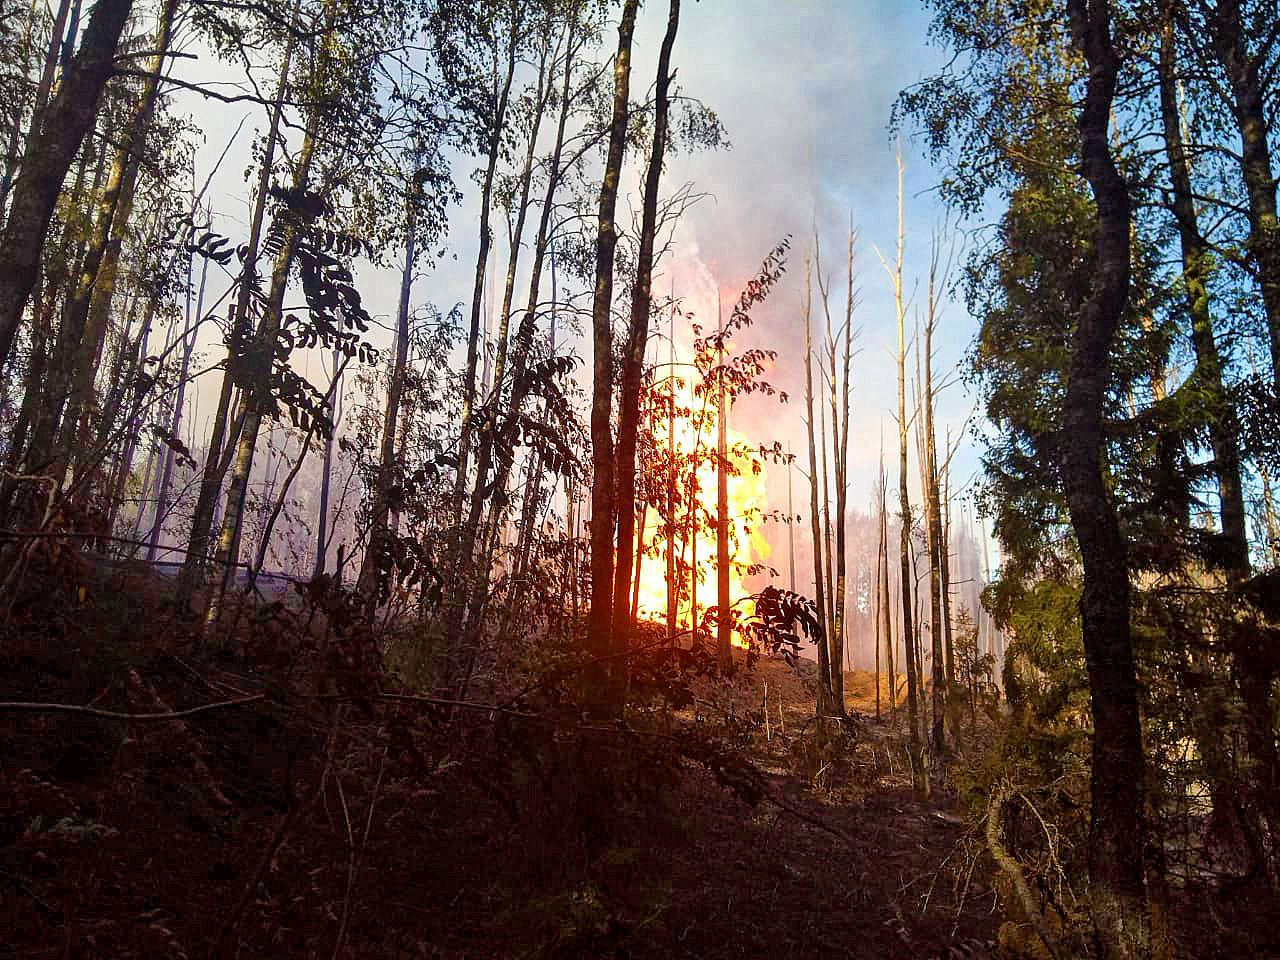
(801, 253, 834, 717)
(878, 149, 923, 784)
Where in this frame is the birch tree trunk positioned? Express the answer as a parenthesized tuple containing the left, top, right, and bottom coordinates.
(203, 4, 328, 639)
(456, 25, 554, 627)
(147, 245, 208, 562)
(1158, 11, 1249, 574)
(451, 0, 522, 535)
(47, 0, 181, 484)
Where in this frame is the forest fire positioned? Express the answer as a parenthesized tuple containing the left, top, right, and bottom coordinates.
(630, 327, 773, 648)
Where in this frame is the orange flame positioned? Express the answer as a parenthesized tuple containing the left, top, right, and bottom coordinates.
(632, 342, 771, 647)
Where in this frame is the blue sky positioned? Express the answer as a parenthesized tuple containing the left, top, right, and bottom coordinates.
(626, 0, 992, 518)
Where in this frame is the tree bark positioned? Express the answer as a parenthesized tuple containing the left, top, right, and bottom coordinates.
(886, 151, 923, 777)
(716, 293, 731, 672)
(587, 0, 638, 714)
(1064, 2, 1162, 956)
(923, 263, 946, 756)
(614, 0, 679, 661)
(456, 25, 555, 638)
(0, 0, 72, 222)
(148, 246, 208, 562)
(313, 345, 341, 578)
(0, 0, 132, 371)
(881, 447, 896, 712)
(203, 8, 326, 638)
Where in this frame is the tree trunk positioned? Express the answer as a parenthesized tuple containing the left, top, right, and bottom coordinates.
(473, 14, 584, 624)
(356, 190, 418, 606)
(923, 262, 946, 757)
(941, 447, 954, 686)
(450, 0, 522, 538)
(0, 0, 72, 221)
(873, 461, 883, 722)
(884, 151, 923, 778)
(587, 0, 638, 714)
(882, 450, 896, 712)
(0, 0, 132, 371)
(203, 58, 323, 640)
(614, 0, 679, 666)
(1064, 3, 1163, 956)
(0, 0, 49, 217)
(667, 309, 679, 641)
(828, 228, 855, 715)
(716, 293, 732, 672)
(818, 354, 835, 680)
(1208, 0, 1280, 384)
(1159, 11, 1250, 575)
(802, 256, 833, 717)
(148, 247, 207, 562)
(49, 0, 180, 484)
(803, 256, 834, 721)
(458, 30, 552, 612)
(177, 22, 296, 612)
(313, 345, 341, 578)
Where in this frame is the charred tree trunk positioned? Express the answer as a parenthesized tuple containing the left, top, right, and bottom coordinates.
(802, 255, 834, 718)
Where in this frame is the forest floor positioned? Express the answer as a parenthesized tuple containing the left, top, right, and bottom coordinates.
(1, 560, 1003, 960)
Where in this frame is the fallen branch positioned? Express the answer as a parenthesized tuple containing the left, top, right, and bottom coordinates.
(0, 694, 265, 720)
(986, 779, 1063, 960)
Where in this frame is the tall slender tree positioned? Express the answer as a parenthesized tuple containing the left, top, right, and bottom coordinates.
(614, 0, 680, 660)
(1063, 1, 1164, 954)
(587, 0, 638, 713)
(0, 0, 132, 373)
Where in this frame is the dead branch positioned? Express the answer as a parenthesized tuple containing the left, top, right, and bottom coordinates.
(0, 694, 265, 720)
